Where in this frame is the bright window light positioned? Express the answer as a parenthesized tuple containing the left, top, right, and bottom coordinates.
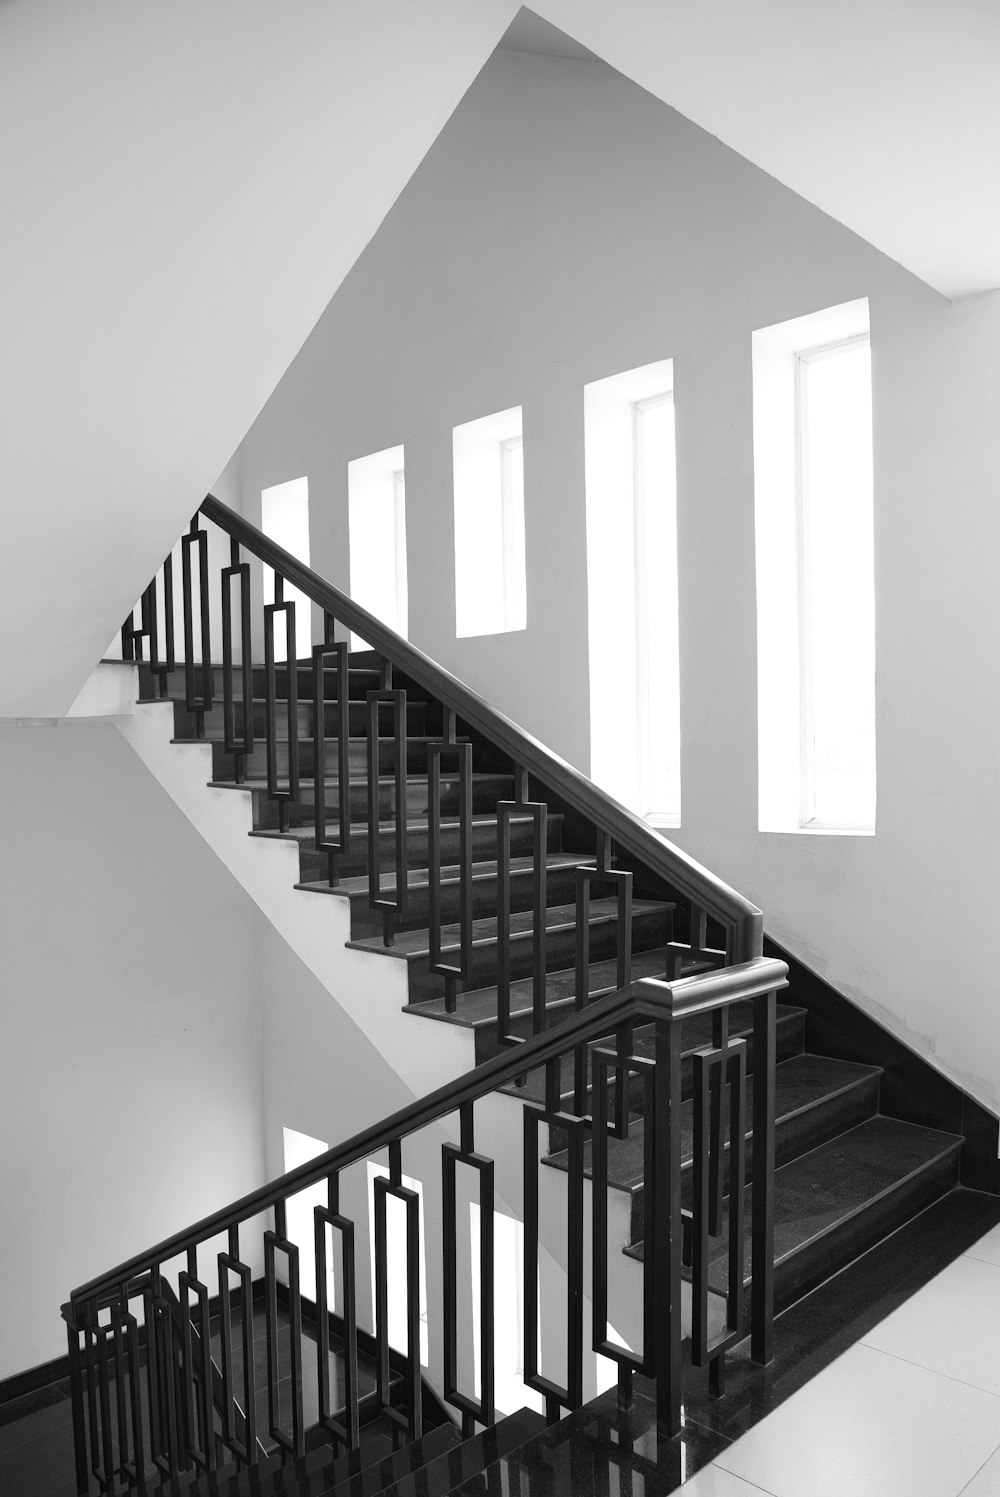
(261, 477, 312, 663)
(454, 407, 526, 637)
(282, 1126, 328, 1302)
(753, 299, 876, 832)
(585, 361, 680, 824)
(348, 445, 407, 650)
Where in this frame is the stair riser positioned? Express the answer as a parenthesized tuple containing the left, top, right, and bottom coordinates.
(205, 736, 438, 780)
(139, 662, 385, 702)
(293, 814, 565, 883)
(348, 862, 587, 939)
(769, 1144, 961, 1315)
(251, 774, 513, 830)
(172, 697, 429, 740)
(403, 907, 672, 1004)
(621, 1070, 883, 1244)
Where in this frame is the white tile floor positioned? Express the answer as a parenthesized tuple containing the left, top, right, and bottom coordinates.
(683, 1222, 1000, 1497)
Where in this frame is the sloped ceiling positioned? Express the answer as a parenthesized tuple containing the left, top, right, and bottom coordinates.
(0, 0, 519, 715)
(3, 1, 995, 713)
(531, 0, 1000, 300)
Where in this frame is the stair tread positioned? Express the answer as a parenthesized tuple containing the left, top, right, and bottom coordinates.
(296, 852, 594, 899)
(630, 1115, 963, 1281)
(251, 813, 560, 845)
(347, 897, 668, 960)
(236, 1417, 462, 1497)
(367, 1407, 548, 1497)
(210, 772, 512, 793)
(544, 1052, 882, 1190)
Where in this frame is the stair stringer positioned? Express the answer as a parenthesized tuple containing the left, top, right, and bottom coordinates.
(115, 695, 640, 1415)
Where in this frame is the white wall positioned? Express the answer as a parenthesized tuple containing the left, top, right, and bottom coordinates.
(230, 49, 1000, 1115)
(0, 0, 519, 718)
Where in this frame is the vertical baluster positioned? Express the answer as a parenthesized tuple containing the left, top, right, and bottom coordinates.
(574, 837, 632, 1123)
(428, 709, 473, 1012)
(497, 767, 547, 1046)
(366, 678, 408, 946)
(442, 1102, 495, 1435)
(522, 1097, 585, 1422)
(374, 1142, 422, 1443)
(219, 1225, 257, 1469)
(112, 1301, 131, 1486)
(179, 1256, 215, 1474)
(264, 575, 299, 830)
(158, 550, 176, 697)
(94, 1322, 115, 1489)
(313, 617, 351, 885)
(315, 1172, 360, 1450)
(265, 1201, 304, 1459)
(709, 1005, 729, 1236)
(182, 516, 213, 731)
(222, 536, 253, 780)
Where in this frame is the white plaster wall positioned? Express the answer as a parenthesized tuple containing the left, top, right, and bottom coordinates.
(0, 0, 519, 718)
(230, 50, 1000, 1114)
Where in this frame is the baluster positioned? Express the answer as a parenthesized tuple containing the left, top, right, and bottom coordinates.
(574, 836, 632, 1121)
(442, 1102, 495, 1436)
(181, 516, 213, 731)
(374, 1140, 422, 1443)
(65, 1308, 90, 1497)
(265, 1201, 305, 1459)
(221, 536, 253, 780)
(179, 1259, 215, 1473)
(94, 1319, 116, 1490)
(522, 1092, 585, 1422)
(219, 1226, 258, 1469)
(366, 674, 408, 945)
(428, 708, 473, 1012)
(157, 551, 176, 697)
(264, 574, 300, 830)
(315, 1171, 360, 1449)
(313, 616, 351, 886)
(496, 766, 548, 1047)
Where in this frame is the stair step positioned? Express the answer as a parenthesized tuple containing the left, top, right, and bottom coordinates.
(302, 854, 595, 938)
(370, 1407, 548, 1497)
(252, 814, 566, 883)
(544, 1052, 883, 1243)
(220, 773, 515, 830)
(140, 660, 386, 702)
(177, 734, 452, 780)
(628, 1115, 963, 1314)
(172, 695, 430, 741)
(348, 898, 672, 1004)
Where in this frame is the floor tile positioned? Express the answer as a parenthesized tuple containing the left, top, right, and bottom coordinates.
(957, 1444, 1000, 1495)
(962, 1221, 1000, 1268)
(713, 1343, 1000, 1497)
(861, 1254, 1000, 1397)
(678, 1467, 776, 1495)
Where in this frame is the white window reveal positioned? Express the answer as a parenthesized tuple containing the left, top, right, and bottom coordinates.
(585, 360, 680, 825)
(261, 477, 312, 664)
(347, 445, 407, 651)
(753, 298, 876, 833)
(453, 407, 527, 638)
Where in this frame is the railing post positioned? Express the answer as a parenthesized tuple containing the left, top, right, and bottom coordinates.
(751, 986, 777, 1364)
(64, 1306, 91, 1496)
(652, 1015, 684, 1436)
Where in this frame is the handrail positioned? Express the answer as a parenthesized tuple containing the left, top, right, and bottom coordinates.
(199, 493, 762, 958)
(69, 957, 786, 1310)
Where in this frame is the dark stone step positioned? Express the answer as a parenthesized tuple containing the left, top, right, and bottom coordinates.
(226, 772, 514, 831)
(349, 899, 672, 1004)
(254, 814, 566, 885)
(171, 696, 429, 741)
(364, 1407, 548, 1497)
(139, 660, 386, 703)
(316, 854, 597, 939)
(545, 1052, 883, 1244)
(629, 1115, 963, 1316)
(181, 735, 452, 782)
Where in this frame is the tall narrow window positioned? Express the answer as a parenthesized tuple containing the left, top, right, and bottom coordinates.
(261, 477, 311, 663)
(754, 299, 875, 832)
(348, 445, 407, 650)
(585, 362, 680, 824)
(454, 407, 526, 637)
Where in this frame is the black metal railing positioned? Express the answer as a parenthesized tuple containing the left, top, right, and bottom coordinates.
(65, 958, 787, 1493)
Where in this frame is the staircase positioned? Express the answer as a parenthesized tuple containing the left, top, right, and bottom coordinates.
(60, 498, 996, 1496)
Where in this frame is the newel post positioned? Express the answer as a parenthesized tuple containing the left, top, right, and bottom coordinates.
(652, 1014, 684, 1435)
